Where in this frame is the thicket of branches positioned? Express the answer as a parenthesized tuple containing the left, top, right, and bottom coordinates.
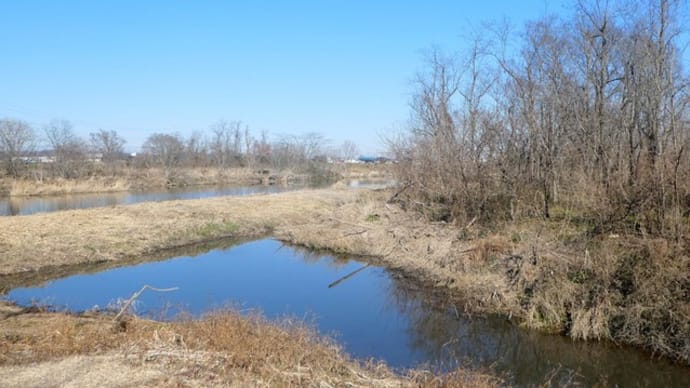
(389, 2, 690, 361)
(392, 0, 690, 240)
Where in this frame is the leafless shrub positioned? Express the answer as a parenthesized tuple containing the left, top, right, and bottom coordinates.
(390, 0, 690, 363)
(89, 129, 126, 164)
(0, 118, 35, 177)
(44, 119, 90, 178)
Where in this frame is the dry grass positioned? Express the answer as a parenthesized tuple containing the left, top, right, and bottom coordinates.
(7, 176, 131, 196)
(0, 188, 352, 275)
(126, 167, 265, 189)
(1, 167, 295, 197)
(1, 185, 688, 365)
(0, 303, 500, 387)
(276, 189, 513, 314)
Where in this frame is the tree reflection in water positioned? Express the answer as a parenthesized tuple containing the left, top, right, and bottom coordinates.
(383, 272, 686, 386)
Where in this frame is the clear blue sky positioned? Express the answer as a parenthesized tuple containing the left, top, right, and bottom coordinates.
(0, 1, 570, 154)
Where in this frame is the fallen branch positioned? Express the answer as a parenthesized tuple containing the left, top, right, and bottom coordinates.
(113, 284, 179, 322)
(464, 216, 478, 229)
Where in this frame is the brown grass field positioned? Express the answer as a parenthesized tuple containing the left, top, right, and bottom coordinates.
(0, 188, 346, 276)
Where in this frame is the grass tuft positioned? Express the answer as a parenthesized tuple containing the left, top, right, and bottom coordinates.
(195, 221, 239, 238)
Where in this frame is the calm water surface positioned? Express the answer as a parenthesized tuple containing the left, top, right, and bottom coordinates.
(5, 239, 688, 386)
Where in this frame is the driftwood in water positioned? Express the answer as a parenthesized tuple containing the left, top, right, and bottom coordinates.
(113, 284, 179, 323)
(328, 264, 371, 289)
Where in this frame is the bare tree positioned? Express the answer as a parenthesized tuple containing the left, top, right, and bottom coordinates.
(244, 126, 255, 169)
(253, 130, 271, 166)
(404, 48, 461, 202)
(339, 140, 359, 161)
(44, 119, 88, 178)
(271, 133, 328, 170)
(396, 44, 503, 222)
(210, 120, 244, 168)
(89, 129, 126, 163)
(0, 118, 35, 177)
(185, 130, 208, 167)
(395, 0, 689, 229)
(142, 133, 186, 171)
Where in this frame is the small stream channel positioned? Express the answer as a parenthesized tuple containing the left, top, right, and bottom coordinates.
(3, 239, 688, 386)
(0, 184, 308, 216)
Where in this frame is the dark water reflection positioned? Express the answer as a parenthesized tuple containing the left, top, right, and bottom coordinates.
(389, 281, 689, 386)
(0, 184, 309, 216)
(4, 239, 688, 386)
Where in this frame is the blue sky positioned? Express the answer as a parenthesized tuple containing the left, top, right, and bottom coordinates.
(0, 1, 570, 154)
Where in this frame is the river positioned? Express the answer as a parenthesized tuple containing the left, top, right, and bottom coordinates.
(4, 238, 688, 386)
(0, 183, 312, 216)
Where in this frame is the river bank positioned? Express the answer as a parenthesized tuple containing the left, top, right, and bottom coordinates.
(0, 302, 497, 387)
(0, 187, 688, 383)
(0, 164, 390, 197)
(1, 168, 252, 197)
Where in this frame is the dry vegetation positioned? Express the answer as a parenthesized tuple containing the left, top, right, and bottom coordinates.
(0, 167, 297, 197)
(5, 176, 132, 196)
(0, 188, 347, 276)
(2, 185, 688, 366)
(379, 0, 690, 366)
(0, 118, 352, 196)
(0, 302, 499, 387)
(0, 163, 387, 197)
(8, 0, 690, 383)
(274, 190, 690, 365)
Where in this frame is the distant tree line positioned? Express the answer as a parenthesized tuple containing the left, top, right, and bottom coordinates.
(0, 117, 360, 179)
(391, 0, 690, 238)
